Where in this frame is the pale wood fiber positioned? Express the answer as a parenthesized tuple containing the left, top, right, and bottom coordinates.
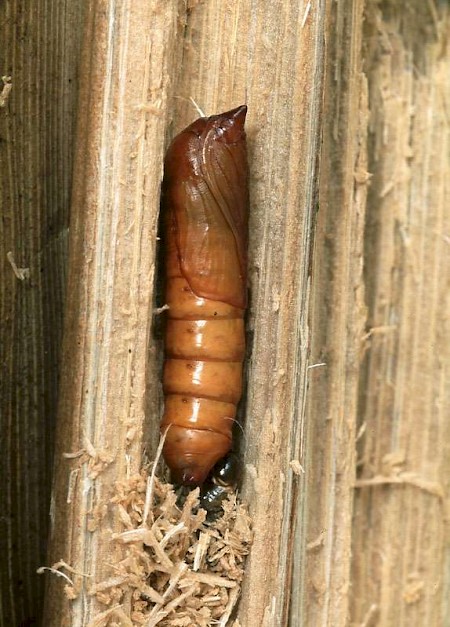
(43, 2, 179, 624)
(351, 3, 450, 626)
(300, 0, 368, 624)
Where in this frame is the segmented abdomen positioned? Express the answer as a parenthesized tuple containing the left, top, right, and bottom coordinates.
(161, 259, 245, 485)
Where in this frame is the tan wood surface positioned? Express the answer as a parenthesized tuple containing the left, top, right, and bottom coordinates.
(351, 4, 450, 625)
(1, 1, 449, 626)
(41, 1, 180, 624)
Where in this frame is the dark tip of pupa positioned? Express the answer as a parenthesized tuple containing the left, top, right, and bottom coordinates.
(230, 104, 247, 119)
(225, 104, 247, 127)
(217, 105, 247, 142)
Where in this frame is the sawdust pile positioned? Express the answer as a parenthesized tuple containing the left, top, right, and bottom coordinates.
(90, 470, 252, 626)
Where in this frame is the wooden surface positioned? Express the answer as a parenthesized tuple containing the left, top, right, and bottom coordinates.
(1, 0, 449, 625)
(300, 1, 367, 624)
(0, 1, 84, 624)
(351, 3, 450, 625)
(43, 1, 179, 624)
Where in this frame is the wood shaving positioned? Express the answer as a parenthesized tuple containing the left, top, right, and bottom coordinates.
(0, 76, 12, 107)
(89, 471, 252, 626)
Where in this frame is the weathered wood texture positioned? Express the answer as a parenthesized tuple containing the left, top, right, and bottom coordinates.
(299, 0, 368, 625)
(0, 2, 84, 625)
(42, 1, 180, 625)
(351, 3, 450, 626)
(2, 0, 449, 625)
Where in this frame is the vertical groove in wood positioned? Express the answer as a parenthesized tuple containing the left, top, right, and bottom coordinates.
(351, 3, 450, 625)
(300, 1, 367, 625)
(0, 2, 84, 625)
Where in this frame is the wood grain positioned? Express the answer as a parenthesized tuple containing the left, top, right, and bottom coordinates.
(43, 2, 179, 624)
(2, 0, 449, 625)
(300, 1, 367, 624)
(351, 3, 450, 625)
(0, 1, 84, 624)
